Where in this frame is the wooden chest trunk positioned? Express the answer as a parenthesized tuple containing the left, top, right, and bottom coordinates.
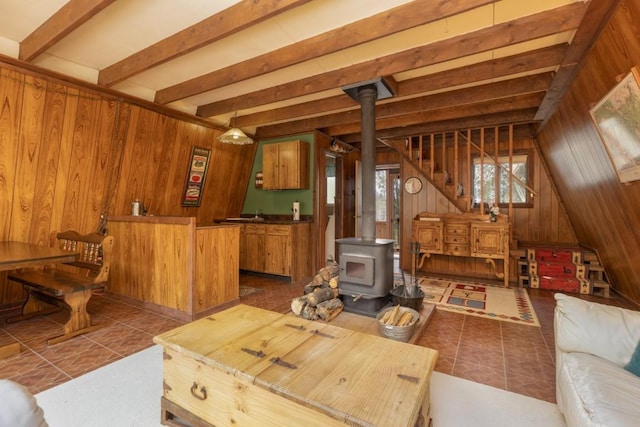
(153, 304, 438, 427)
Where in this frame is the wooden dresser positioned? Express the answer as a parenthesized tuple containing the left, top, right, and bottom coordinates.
(154, 304, 438, 427)
(413, 212, 511, 287)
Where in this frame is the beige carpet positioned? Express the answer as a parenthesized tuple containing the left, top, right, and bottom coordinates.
(35, 345, 564, 426)
(398, 275, 540, 327)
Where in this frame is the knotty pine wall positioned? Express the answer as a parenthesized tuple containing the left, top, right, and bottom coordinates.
(399, 133, 577, 282)
(537, 0, 640, 305)
(0, 60, 254, 305)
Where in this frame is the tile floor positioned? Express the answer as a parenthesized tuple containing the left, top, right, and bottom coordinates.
(0, 270, 635, 403)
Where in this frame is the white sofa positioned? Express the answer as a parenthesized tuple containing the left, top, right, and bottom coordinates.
(554, 293, 640, 427)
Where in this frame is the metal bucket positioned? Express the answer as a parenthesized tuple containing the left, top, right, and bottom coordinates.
(390, 285, 424, 311)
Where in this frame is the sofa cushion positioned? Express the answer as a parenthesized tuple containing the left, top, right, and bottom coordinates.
(554, 293, 640, 367)
(559, 352, 640, 427)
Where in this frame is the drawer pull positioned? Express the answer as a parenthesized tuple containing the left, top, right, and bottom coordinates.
(270, 357, 297, 369)
(190, 382, 207, 401)
(241, 347, 266, 358)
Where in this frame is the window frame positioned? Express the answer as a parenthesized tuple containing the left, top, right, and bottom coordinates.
(471, 150, 533, 208)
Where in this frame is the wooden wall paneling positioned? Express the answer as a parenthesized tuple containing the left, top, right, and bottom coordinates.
(537, 0, 640, 304)
(0, 68, 24, 239)
(87, 98, 119, 232)
(59, 91, 101, 232)
(30, 82, 67, 245)
(156, 119, 185, 215)
(50, 87, 80, 234)
(12, 74, 46, 242)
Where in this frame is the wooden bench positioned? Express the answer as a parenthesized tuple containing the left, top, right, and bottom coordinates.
(7, 231, 114, 345)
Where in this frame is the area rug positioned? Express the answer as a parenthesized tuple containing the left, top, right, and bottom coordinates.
(35, 345, 564, 427)
(396, 275, 540, 327)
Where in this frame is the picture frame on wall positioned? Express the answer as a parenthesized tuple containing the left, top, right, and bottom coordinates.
(589, 67, 640, 184)
(181, 146, 211, 206)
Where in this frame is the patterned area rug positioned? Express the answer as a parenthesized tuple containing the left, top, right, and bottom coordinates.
(396, 275, 540, 327)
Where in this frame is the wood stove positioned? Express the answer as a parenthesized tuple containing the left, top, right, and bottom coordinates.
(337, 237, 394, 316)
(337, 79, 396, 317)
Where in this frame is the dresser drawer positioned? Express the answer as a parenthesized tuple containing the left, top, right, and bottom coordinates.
(266, 224, 290, 235)
(245, 223, 266, 234)
(444, 234, 469, 244)
(444, 223, 469, 236)
(444, 243, 470, 256)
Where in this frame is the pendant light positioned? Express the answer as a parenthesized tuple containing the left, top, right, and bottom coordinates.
(218, 112, 254, 145)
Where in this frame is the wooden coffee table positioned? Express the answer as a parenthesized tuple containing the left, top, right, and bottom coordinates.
(154, 304, 438, 427)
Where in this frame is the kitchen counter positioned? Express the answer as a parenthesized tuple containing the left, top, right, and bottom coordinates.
(215, 217, 312, 225)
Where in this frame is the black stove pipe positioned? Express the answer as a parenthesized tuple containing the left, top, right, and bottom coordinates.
(357, 84, 378, 242)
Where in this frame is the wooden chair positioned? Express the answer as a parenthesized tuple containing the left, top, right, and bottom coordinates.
(7, 231, 114, 345)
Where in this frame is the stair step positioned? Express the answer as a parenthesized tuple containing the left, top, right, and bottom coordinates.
(592, 280, 610, 298)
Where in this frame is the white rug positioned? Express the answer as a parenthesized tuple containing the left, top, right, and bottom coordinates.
(36, 345, 565, 427)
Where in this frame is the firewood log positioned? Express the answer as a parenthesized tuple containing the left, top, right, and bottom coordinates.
(290, 296, 308, 316)
(300, 305, 317, 320)
(315, 298, 344, 322)
(306, 287, 334, 307)
(319, 264, 340, 282)
(329, 277, 339, 289)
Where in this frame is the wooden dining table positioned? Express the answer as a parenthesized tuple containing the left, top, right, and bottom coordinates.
(0, 241, 79, 358)
(0, 241, 78, 272)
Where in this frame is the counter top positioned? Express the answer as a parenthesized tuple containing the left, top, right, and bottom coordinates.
(215, 217, 312, 225)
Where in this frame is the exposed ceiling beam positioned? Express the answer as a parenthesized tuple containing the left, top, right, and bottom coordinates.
(321, 93, 545, 141)
(154, 0, 494, 105)
(535, 0, 623, 128)
(255, 75, 551, 137)
(237, 45, 566, 128)
(344, 109, 541, 143)
(196, 2, 587, 118)
(19, 0, 117, 62)
(98, 0, 310, 87)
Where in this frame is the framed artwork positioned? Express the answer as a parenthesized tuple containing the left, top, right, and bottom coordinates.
(589, 67, 640, 183)
(181, 146, 211, 206)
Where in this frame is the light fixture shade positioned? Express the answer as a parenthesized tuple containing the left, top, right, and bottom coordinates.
(218, 127, 254, 145)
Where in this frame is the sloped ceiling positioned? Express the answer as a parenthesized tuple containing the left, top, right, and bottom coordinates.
(0, 0, 615, 146)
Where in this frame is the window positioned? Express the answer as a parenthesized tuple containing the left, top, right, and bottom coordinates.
(472, 154, 530, 207)
(375, 169, 387, 221)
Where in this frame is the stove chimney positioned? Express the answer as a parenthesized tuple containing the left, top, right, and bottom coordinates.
(342, 78, 395, 242)
(358, 84, 377, 242)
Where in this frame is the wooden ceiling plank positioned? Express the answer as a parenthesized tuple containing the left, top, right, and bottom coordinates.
(535, 0, 622, 126)
(19, 0, 117, 62)
(237, 44, 567, 128)
(343, 109, 540, 142)
(321, 92, 545, 137)
(154, 0, 494, 104)
(257, 92, 544, 139)
(98, 0, 311, 87)
(255, 74, 551, 136)
(196, 2, 587, 118)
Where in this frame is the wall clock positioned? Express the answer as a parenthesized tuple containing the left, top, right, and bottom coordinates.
(404, 176, 422, 194)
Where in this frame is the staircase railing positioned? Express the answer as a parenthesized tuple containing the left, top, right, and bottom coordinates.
(389, 124, 537, 216)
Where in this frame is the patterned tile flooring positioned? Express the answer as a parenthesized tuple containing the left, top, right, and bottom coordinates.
(0, 270, 635, 403)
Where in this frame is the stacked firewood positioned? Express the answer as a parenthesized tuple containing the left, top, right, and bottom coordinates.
(290, 258, 344, 321)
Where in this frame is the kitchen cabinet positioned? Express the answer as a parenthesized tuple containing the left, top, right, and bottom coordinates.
(230, 221, 312, 281)
(264, 225, 291, 276)
(242, 223, 265, 272)
(262, 140, 309, 190)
